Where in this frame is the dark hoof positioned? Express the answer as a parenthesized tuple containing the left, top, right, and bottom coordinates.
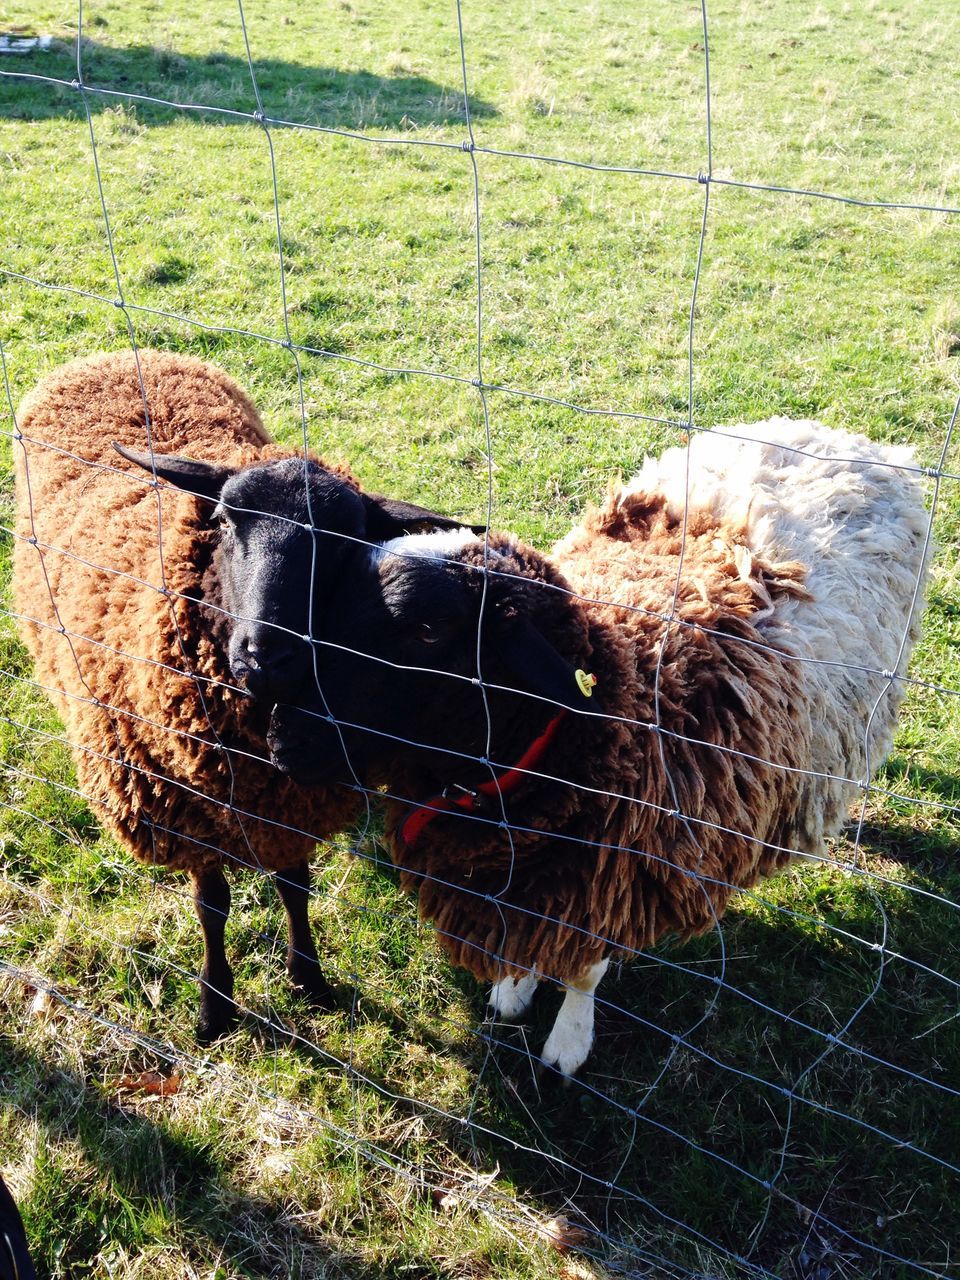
(195, 996, 239, 1046)
(289, 966, 338, 1013)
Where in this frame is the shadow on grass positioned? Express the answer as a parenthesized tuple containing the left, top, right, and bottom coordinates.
(3, 819, 957, 1277)
(0, 38, 495, 129)
(878, 756, 960, 818)
(318, 845, 960, 1278)
(0, 1033, 370, 1278)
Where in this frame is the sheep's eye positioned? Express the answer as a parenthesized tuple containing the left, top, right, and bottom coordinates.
(418, 623, 440, 645)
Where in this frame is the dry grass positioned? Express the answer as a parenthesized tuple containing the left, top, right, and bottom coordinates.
(1, 0, 959, 1276)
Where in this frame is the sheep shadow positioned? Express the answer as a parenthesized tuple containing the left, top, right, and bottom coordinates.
(3, 807, 955, 1279)
(0, 1032, 385, 1278)
(3, 821, 957, 1279)
(334, 828, 960, 1278)
(0, 37, 495, 129)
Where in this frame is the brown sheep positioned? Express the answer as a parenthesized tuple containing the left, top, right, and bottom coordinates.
(12, 347, 466, 1042)
(267, 419, 930, 1074)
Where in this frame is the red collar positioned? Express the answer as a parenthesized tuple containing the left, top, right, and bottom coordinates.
(396, 711, 566, 850)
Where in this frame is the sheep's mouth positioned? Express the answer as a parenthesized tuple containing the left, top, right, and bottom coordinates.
(272, 756, 309, 783)
(266, 706, 358, 786)
(269, 740, 333, 785)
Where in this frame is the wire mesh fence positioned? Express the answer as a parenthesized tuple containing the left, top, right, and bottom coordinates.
(1, 2, 959, 1277)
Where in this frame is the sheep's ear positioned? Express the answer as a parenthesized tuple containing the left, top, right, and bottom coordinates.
(361, 492, 486, 540)
(489, 609, 590, 711)
(113, 443, 237, 502)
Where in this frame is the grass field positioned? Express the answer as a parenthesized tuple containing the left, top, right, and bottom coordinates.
(1, 1, 959, 1276)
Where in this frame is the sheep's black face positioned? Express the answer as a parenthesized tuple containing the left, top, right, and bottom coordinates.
(268, 544, 482, 784)
(114, 444, 482, 704)
(267, 534, 590, 789)
(216, 459, 368, 701)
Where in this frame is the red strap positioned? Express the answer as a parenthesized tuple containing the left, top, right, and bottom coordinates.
(397, 711, 566, 849)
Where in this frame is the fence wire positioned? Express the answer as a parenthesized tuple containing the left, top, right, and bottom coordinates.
(1, 2, 959, 1278)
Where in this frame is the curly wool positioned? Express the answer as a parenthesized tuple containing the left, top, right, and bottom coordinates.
(383, 421, 929, 986)
(13, 348, 359, 874)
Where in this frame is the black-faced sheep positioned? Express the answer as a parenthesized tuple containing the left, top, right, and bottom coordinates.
(12, 348, 467, 1043)
(267, 419, 930, 1075)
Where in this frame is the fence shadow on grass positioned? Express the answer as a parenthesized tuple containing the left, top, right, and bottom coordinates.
(0, 37, 495, 130)
(332, 824, 960, 1278)
(0, 1033, 376, 1278)
(2, 806, 956, 1277)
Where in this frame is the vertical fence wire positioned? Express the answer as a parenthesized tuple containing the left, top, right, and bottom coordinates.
(0, 2, 958, 1277)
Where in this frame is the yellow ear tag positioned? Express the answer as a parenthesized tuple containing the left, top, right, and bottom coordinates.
(575, 669, 597, 698)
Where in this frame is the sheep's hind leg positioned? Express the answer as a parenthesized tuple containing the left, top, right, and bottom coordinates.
(540, 958, 610, 1078)
(191, 865, 238, 1045)
(275, 861, 336, 1012)
(488, 973, 539, 1021)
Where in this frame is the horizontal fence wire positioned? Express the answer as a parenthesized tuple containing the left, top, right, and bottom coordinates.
(1, 1, 959, 1278)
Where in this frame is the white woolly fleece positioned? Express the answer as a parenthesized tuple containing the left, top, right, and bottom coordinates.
(622, 418, 931, 852)
(372, 526, 486, 567)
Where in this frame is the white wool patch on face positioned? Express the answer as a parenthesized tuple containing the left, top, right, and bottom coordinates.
(370, 525, 486, 568)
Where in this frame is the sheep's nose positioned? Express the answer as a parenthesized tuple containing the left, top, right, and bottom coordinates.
(243, 635, 296, 672)
(231, 632, 308, 698)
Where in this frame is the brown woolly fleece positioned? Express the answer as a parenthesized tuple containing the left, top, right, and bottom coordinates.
(383, 491, 812, 986)
(13, 348, 359, 876)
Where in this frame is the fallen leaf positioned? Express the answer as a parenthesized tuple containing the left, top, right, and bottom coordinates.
(539, 1216, 588, 1253)
(559, 1261, 599, 1280)
(432, 1166, 500, 1212)
(29, 988, 53, 1018)
(432, 1187, 461, 1211)
(109, 1070, 182, 1098)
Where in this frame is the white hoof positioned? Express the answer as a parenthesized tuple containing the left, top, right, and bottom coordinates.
(540, 1017, 593, 1077)
(539, 958, 609, 1077)
(487, 974, 538, 1021)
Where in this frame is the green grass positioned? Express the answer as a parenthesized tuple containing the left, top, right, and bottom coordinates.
(1, 0, 960, 1276)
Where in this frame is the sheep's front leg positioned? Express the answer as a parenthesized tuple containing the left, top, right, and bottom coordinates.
(274, 861, 336, 1012)
(488, 973, 539, 1021)
(540, 958, 610, 1077)
(191, 865, 238, 1045)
